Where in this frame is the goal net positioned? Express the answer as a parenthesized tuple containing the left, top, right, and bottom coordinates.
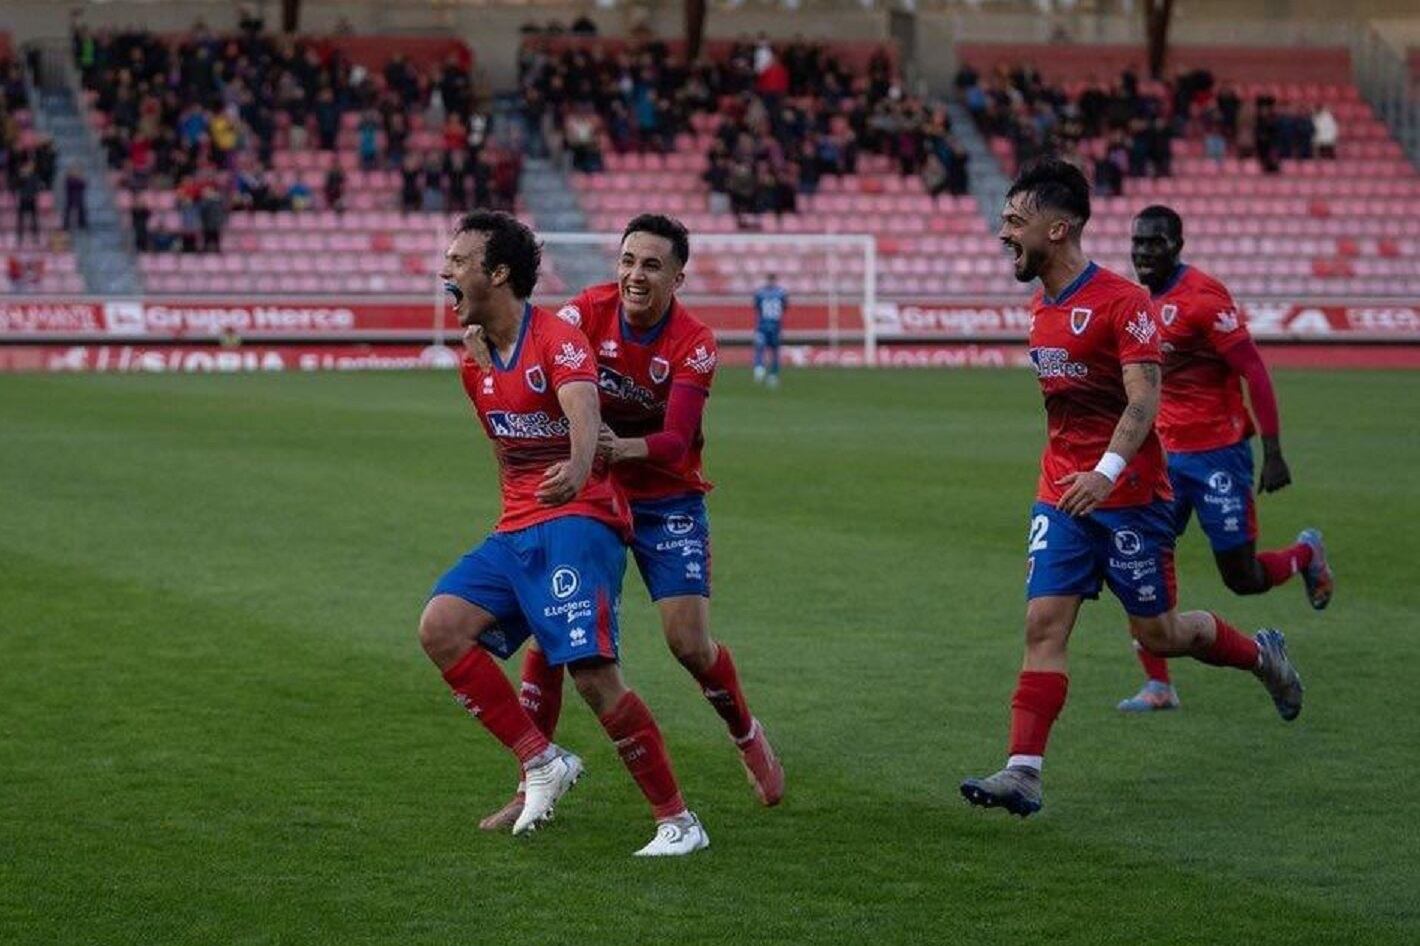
(507, 231, 880, 362)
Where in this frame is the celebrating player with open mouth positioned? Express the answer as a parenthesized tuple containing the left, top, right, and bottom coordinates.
(1115, 205, 1333, 712)
(477, 215, 784, 840)
(419, 211, 706, 856)
(959, 161, 1306, 818)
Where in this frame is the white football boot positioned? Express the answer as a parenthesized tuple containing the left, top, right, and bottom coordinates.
(512, 749, 583, 835)
(633, 811, 710, 857)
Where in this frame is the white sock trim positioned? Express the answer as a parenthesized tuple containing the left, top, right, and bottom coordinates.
(1007, 754, 1043, 772)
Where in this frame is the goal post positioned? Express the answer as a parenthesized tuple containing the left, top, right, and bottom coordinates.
(516, 231, 878, 364)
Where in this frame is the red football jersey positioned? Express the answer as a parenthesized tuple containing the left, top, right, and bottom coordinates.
(1153, 264, 1255, 453)
(459, 304, 630, 537)
(557, 283, 718, 501)
(1028, 262, 1172, 509)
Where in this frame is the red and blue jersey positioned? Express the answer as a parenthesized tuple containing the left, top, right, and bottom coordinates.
(1152, 264, 1255, 454)
(459, 303, 630, 537)
(557, 282, 718, 501)
(1027, 262, 1172, 509)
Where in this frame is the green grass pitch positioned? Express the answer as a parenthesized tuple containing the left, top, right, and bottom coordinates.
(1, 367, 1416, 945)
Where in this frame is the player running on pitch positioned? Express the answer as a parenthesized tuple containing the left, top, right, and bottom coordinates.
(420, 211, 707, 856)
(1116, 205, 1333, 713)
(752, 273, 788, 388)
(478, 214, 784, 836)
(959, 160, 1305, 817)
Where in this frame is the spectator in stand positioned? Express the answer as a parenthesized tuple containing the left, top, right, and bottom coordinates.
(198, 182, 225, 252)
(324, 166, 346, 215)
(400, 152, 422, 214)
(314, 87, 340, 151)
(564, 104, 603, 172)
(421, 153, 445, 212)
(16, 161, 41, 243)
(1313, 105, 1338, 159)
(177, 179, 201, 252)
(1256, 97, 1280, 173)
(357, 111, 380, 171)
(63, 165, 89, 231)
(130, 187, 152, 252)
(446, 149, 470, 212)
(384, 110, 409, 169)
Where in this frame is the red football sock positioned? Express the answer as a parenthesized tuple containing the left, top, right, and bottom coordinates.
(1256, 542, 1314, 587)
(442, 647, 550, 764)
(1135, 640, 1172, 684)
(518, 648, 565, 739)
(1007, 671, 1069, 757)
(599, 691, 687, 820)
(691, 643, 754, 740)
(1196, 612, 1260, 670)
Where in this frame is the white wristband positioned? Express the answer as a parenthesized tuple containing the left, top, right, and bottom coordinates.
(1093, 452, 1127, 483)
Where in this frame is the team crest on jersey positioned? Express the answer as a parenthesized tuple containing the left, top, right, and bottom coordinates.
(556, 305, 582, 326)
(524, 365, 547, 393)
(684, 345, 717, 374)
(649, 356, 671, 384)
(1125, 310, 1157, 344)
(1069, 307, 1093, 335)
(599, 339, 620, 359)
(1214, 309, 1240, 333)
(1159, 304, 1178, 326)
(553, 342, 589, 370)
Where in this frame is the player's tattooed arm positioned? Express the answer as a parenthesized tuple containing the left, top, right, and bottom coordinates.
(1107, 362, 1161, 460)
(1056, 361, 1159, 516)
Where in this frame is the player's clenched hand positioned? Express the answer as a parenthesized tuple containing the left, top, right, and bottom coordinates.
(462, 325, 493, 370)
(1055, 471, 1115, 517)
(1259, 447, 1292, 494)
(596, 423, 617, 463)
(536, 460, 588, 506)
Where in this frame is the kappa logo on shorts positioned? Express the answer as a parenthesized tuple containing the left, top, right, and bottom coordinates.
(649, 356, 671, 384)
(1138, 584, 1157, 603)
(569, 627, 588, 646)
(1069, 307, 1093, 335)
(525, 364, 547, 393)
(550, 566, 580, 600)
(1159, 303, 1178, 327)
(1208, 470, 1234, 494)
(1114, 530, 1143, 556)
(685, 561, 703, 579)
(664, 514, 696, 536)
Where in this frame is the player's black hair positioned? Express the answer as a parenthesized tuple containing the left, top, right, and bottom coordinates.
(1006, 157, 1092, 229)
(454, 210, 542, 299)
(622, 213, 690, 267)
(1135, 204, 1184, 240)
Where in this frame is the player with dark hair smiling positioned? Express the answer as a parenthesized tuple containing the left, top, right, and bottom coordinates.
(959, 162, 1305, 817)
(1116, 205, 1333, 713)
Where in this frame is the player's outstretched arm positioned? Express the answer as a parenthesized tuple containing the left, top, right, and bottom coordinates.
(538, 380, 599, 505)
(1056, 362, 1160, 516)
(600, 382, 708, 466)
(1220, 338, 1290, 493)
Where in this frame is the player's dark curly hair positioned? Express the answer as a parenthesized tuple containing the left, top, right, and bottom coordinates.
(622, 213, 690, 267)
(454, 210, 542, 299)
(1136, 204, 1184, 239)
(1006, 158, 1092, 229)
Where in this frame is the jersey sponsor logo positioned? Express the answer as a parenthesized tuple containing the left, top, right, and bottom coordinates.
(598, 364, 659, 409)
(553, 341, 589, 371)
(1114, 529, 1143, 556)
(1207, 470, 1234, 494)
(685, 345, 717, 375)
(556, 305, 582, 326)
(1070, 307, 1093, 335)
(599, 339, 619, 359)
(525, 364, 546, 393)
(551, 566, 581, 600)
(485, 410, 571, 439)
(1214, 309, 1240, 333)
(664, 513, 696, 536)
(1125, 310, 1157, 344)
(1028, 346, 1088, 379)
(1159, 303, 1178, 327)
(649, 356, 671, 384)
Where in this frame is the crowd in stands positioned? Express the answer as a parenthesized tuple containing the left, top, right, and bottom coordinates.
(74, 19, 510, 254)
(3, 54, 60, 249)
(519, 35, 970, 225)
(957, 61, 1340, 194)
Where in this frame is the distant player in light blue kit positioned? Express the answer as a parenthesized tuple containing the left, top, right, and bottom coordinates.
(752, 274, 788, 388)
